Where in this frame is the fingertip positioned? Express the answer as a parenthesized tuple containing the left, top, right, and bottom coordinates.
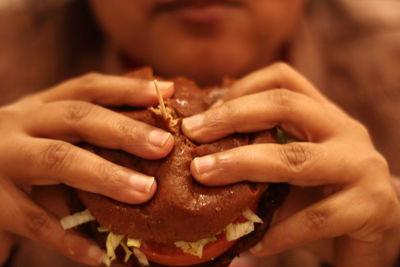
(145, 131, 174, 159)
(159, 132, 175, 155)
(182, 115, 204, 137)
(190, 156, 228, 187)
(190, 158, 203, 182)
(144, 178, 157, 201)
(191, 157, 211, 184)
(160, 81, 175, 99)
(149, 80, 174, 99)
(124, 177, 157, 204)
(249, 242, 271, 257)
(249, 242, 262, 255)
(87, 245, 105, 266)
(193, 156, 216, 175)
(63, 232, 104, 266)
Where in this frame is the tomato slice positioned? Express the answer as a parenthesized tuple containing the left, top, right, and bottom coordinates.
(139, 234, 237, 266)
(137, 209, 258, 266)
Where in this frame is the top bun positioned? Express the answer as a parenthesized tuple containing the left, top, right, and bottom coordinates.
(77, 68, 274, 243)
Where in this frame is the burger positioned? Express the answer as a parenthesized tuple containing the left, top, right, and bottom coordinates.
(60, 68, 290, 267)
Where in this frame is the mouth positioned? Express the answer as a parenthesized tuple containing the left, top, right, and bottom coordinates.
(153, 0, 243, 24)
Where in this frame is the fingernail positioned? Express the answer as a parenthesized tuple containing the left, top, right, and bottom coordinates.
(183, 115, 203, 132)
(150, 81, 174, 94)
(158, 81, 174, 90)
(129, 175, 155, 193)
(88, 245, 104, 264)
(149, 130, 171, 147)
(249, 242, 264, 255)
(194, 156, 216, 174)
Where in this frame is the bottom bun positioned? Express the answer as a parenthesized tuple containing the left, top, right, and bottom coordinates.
(74, 183, 289, 267)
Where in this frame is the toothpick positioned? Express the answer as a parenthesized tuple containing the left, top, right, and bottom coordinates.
(153, 79, 167, 119)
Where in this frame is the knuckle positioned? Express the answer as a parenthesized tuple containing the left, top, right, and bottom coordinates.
(270, 62, 293, 87)
(304, 208, 330, 231)
(204, 102, 236, 132)
(40, 141, 73, 170)
(272, 62, 293, 74)
(350, 119, 371, 139)
(360, 152, 389, 175)
(115, 119, 141, 145)
(63, 101, 94, 123)
(25, 209, 52, 238)
(0, 108, 18, 130)
(80, 72, 103, 85)
(74, 72, 104, 95)
(279, 143, 310, 173)
(270, 89, 296, 111)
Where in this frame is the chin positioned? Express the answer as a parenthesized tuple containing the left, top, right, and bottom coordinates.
(151, 45, 259, 86)
(126, 21, 265, 86)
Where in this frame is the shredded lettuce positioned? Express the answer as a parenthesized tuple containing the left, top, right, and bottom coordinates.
(225, 221, 254, 241)
(97, 226, 109, 233)
(242, 208, 263, 224)
(60, 209, 95, 230)
(105, 232, 124, 266)
(174, 237, 217, 258)
(127, 238, 142, 248)
(120, 242, 133, 263)
(133, 248, 149, 266)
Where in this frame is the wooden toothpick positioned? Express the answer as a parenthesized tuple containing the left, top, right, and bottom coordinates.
(153, 79, 167, 119)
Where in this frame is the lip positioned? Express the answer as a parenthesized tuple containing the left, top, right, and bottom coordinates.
(153, 0, 243, 24)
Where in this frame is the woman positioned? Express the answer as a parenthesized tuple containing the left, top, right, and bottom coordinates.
(0, 0, 399, 266)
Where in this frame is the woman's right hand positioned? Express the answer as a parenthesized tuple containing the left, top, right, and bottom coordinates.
(0, 73, 175, 265)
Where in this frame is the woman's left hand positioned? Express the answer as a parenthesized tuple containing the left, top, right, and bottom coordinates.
(181, 63, 400, 266)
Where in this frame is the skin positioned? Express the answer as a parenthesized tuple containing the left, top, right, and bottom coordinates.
(1, 0, 399, 266)
(181, 63, 400, 266)
(0, 74, 175, 265)
(88, 0, 305, 86)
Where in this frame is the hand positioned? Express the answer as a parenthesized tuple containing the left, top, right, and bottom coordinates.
(182, 63, 400, 266)
(0, 73, 174, 265)
(0, 230, 15, 265)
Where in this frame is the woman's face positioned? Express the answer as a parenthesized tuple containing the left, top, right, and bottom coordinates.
(89, 0, 305, 85)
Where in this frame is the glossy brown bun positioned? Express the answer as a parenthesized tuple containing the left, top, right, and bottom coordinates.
(75, 68, 289, 266)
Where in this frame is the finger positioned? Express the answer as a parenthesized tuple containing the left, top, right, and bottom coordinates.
(183, 89, 340, 143)
(191, 142, 350, 186)
(4, 137, 157, 204)
(0, 230, 14, 265)
(36, 73, 174, 107)
(23, 101, 174, 160)
(248, 187, 393, 257)
(223, 62, 327, 103)
(0, 178, 104, 266)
